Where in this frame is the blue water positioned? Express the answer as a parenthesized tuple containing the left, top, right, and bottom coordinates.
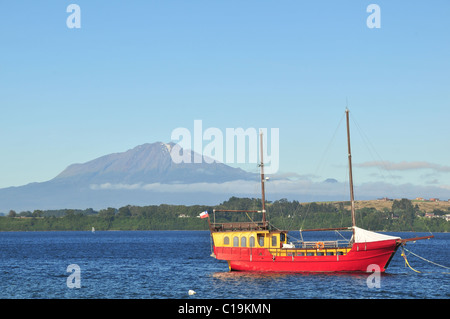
(0, 231, 448, 299)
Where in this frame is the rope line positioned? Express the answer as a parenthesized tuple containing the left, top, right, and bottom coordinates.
(402, 246, 450, 271)
(401, 247, 421, 273)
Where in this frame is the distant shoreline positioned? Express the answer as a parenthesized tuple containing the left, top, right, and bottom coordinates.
(0, 198, 448, 232)
(0, 230, 447, 233)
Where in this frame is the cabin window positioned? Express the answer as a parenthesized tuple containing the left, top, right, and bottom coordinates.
(241, 237, 247, 247)
(280, 233, 285, 242)
(258, 234, 265, 247)
(233, 236, 239, 247)
(271, 235, 277, 247)
(223, 236, 229, 245)
(249, 236, 256, 248)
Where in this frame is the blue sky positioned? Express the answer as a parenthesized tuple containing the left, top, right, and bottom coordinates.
(0, 1, 449, 200)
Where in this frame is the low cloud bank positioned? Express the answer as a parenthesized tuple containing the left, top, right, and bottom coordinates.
(90, 178, 450, 201)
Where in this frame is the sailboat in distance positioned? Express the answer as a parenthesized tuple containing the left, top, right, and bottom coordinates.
(206, 109, 433, 272)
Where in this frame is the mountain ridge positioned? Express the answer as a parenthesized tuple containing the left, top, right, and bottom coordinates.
(0, 142, 258, 212)
(52, 142, 256, 185)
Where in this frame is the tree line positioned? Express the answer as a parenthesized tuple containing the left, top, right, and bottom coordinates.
(0, 197, 448, 232)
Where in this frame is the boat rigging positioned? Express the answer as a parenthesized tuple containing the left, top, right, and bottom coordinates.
(204, 109, 433, 272)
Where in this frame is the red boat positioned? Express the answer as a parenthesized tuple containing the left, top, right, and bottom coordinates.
(206, 109, 433, 272)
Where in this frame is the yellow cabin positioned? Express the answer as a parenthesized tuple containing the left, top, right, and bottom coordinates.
(212, 230, 287, 250)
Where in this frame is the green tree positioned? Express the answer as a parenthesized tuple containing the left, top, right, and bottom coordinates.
(99, 207, 117, 218)
(392, 198, 417, 230)
(19, 211, 32, 217)
(118, 206, 132, 217)
(32, 210, 44, 217)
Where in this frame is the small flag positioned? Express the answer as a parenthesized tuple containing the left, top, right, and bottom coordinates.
(199, 211, 209, 219)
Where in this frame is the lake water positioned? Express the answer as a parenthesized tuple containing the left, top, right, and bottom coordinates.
(0, 230, 448, 300)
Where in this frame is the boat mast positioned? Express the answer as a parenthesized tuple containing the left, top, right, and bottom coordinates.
(259, 130, 266, 223)
(346, 108, 356, 229)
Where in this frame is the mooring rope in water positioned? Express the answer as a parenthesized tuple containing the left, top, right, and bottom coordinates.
(401, 246, 450, 274)
(401, 247, 421, 273)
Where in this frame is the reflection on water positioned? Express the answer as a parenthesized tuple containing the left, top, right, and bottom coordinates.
(208, 270, 374, 299)
(212, 270, 369, 281)
(212, 271, 292, 281)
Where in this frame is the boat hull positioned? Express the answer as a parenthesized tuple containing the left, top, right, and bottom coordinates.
(215, 239, 400, 273)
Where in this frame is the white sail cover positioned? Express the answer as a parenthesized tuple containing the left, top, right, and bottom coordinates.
(353, 226, 400, 243)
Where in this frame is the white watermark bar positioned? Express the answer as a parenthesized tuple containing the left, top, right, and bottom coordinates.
(170, 120, 280, 174)
(366, 264, 381, 288)
(66, 264, 81, 288)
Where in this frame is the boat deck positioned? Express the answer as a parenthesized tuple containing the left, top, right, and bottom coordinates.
(269, 246, 352, 257)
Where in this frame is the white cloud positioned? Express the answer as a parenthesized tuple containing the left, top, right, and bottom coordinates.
(90, 183, 143, 190)
(355, 161, 450, 172)
(90, 178, 450, 201)
(90, 181, 259, 194)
